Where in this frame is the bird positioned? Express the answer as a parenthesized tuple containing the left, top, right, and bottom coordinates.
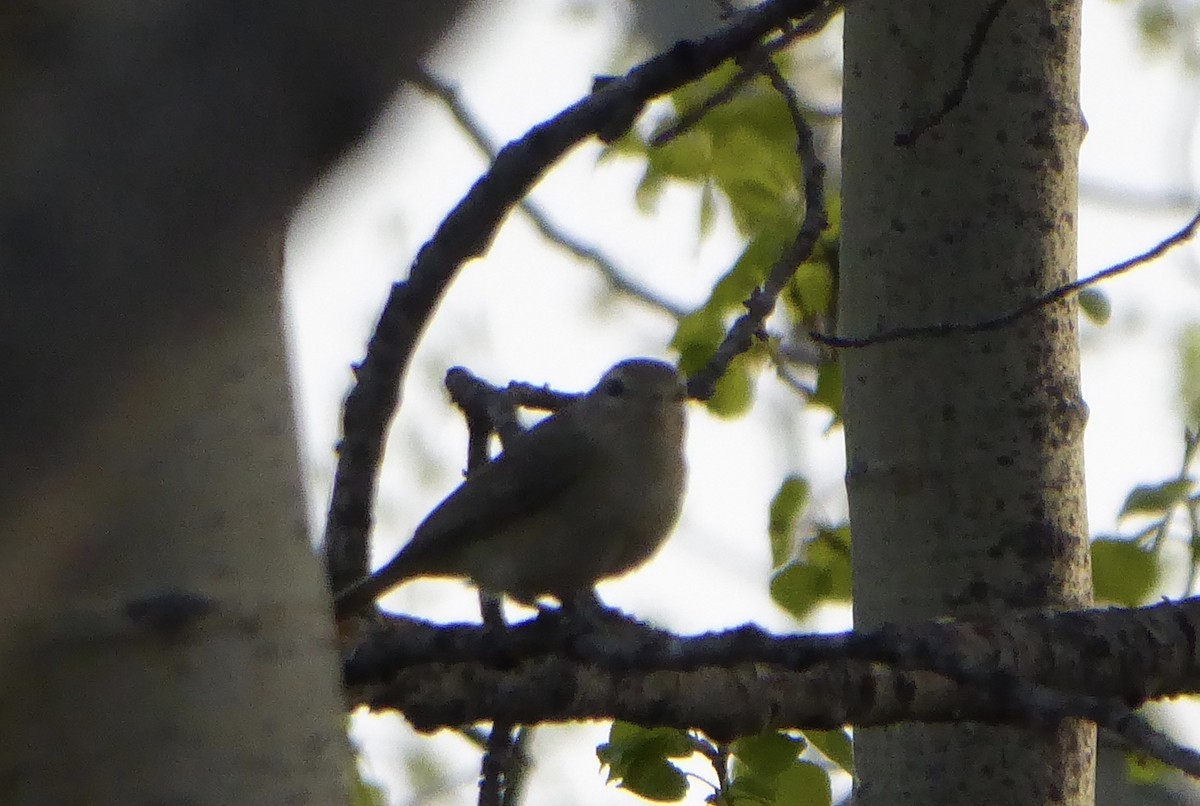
(333, 358, 688, 620)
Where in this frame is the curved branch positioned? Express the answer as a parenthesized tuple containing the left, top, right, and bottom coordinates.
(323, 0, 831, 589)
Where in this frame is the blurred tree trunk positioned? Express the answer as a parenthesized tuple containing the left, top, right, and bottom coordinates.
(0, 3, 464, 802)
(840, 0, 1093, 802)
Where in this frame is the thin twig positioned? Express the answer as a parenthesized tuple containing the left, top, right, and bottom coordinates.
(1104, 709, 1200, 780)
(895, 0, 1011, 146)
(776, 336, 829, 370)
(712, 740, 732, 797)
(499, 727, 533, 806)
(444, 374, 528, 806)
(813, 208, 1200, 350)
(1021, 687, 1200, 780)
(479, 720, 516, 806)
(650, 66, 761, 147)
(653, 1, 843, 147)
(1186, 495, 1200, 597)
(1080, 179, 1200, 214)
(766, 340, 817, 397)
(410, 69, 688, 319)
(687, 43, 828, 399)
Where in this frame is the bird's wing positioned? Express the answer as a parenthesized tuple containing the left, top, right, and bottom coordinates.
(397, 409, 595, 563)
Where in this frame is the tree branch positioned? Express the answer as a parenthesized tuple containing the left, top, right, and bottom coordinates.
(324, 0, 832, 589)
(409, 69, 689, 319)
(339, 596, 1200, 777)
(685, 34, 830, 399)
(813, 207, 1200, 349)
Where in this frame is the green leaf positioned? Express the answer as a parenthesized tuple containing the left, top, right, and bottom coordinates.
(727, 774, 774, 805)
(1137, 1, 1179, 48)
(597, 127, 648, 162)
(1091, 538, 1158, 606)
(349, 776, 387, 806)
(599, 723, 694, 765)
(646, 127, 713, 182)
(706, 91, 801, 182)
(609, 54, 825, 265)
(1178, 325, 1200, 426)
(710, 132, 798, 233)
(729, 733, 828, 806)
(1118, 478, 1194, 519)
(705, 356, 755, 418)
(1125, 749, 1172, 784)
(802, 729, 854, 773)
(671, 59, 740, 112)
(715, 228, 791, 310)
(673, 307, 726, 375)
(699, 182, 718, 238)
(614, 758, 689, 802)
(768, 476, 810, 567)
(773, 761, 832, 806)
(770, 527, 851, 620)
(811, 361, 842, 421)
(732, 731, 805, 779)
(788, 260, 835, 320)
(810, 527, 852, 600)
(597, 723, 693, 802)
(635, 166, 668, 213)
(673, 317, 762, 419)
(771, 562, 827, 620)
(642, 62, 806, 239)
(672, 231, 787, 375)
(1078, 287, 1111, 325)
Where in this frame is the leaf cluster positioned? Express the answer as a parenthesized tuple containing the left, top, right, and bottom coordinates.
(1093, 429, 1200, 605)
(597, 723, 850, 805)
(604, 57, 840, 418)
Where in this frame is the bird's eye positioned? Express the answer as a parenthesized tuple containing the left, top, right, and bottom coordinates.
(602, 376, 626, 397)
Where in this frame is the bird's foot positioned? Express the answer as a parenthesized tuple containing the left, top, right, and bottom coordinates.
(478, 590, 508, 631)
(560, 590, 641, 632)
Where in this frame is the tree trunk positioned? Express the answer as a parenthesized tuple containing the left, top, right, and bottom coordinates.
(0, 3, 464, 802)
(0, 235, 348, 802)
(840, 0, 1093, 802)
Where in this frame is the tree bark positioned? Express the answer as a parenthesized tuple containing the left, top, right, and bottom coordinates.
(0, 3, 464, 802)
(840, 0, 1093, 802)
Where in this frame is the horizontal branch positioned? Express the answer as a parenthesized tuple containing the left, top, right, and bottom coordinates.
(371, 656, 1017, 740)
(345, 597, 1200, 733)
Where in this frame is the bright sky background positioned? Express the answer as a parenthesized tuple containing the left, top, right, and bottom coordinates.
(285, 1, 1200, 802)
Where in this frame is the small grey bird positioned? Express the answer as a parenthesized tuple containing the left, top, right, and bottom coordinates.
(334, 358, 688, 619)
